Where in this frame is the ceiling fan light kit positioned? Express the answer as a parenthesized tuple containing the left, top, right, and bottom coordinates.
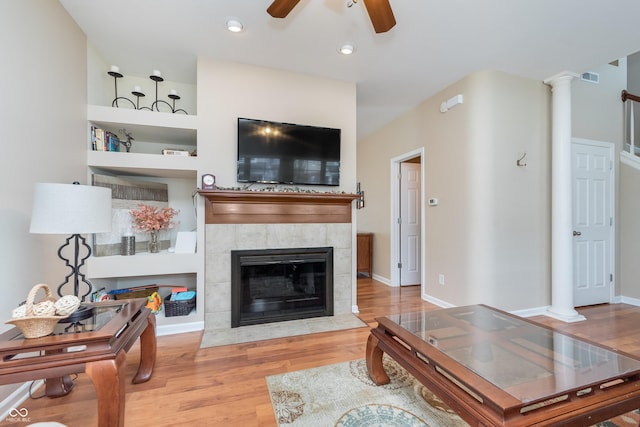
(267, 0, 396, 33)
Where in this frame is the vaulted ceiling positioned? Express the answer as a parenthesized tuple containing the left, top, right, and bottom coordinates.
(59, 0, 640, 139)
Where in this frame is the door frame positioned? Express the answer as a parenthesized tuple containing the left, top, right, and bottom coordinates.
(571, 137, 616, 304)
(390, 147, 426, 289)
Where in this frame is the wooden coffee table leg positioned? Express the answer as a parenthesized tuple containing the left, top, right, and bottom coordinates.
(86, 350, 126, 427)
(366, 333, 390, 385)
(133, 314, 156, 384)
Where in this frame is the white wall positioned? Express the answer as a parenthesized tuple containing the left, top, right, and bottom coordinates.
(0, 0, 87, 409)
(196, 59, 357, 193)
(357, 70, 551, 311)
(571, 60, 626, 297)
(572, 60, 625, 145)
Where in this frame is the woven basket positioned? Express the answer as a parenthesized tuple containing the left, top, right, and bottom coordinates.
(5, 284, 78, 338)
(164, 292, 196, 317)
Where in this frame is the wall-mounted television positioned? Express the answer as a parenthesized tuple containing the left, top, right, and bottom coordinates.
(237, 118, 341, 186)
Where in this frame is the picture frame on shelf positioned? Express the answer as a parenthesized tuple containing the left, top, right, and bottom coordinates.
(91, 174, 172, 256)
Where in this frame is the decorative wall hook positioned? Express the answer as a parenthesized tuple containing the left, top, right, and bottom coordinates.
(516, 152, 527, 167)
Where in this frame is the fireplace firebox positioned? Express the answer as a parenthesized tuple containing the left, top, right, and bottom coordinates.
(231, 247, 334, 327)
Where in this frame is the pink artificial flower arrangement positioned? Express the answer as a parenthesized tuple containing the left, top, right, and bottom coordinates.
(129, 204, 179, 232)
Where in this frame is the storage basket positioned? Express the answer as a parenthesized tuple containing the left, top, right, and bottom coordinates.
(109, 286, 159, 300)
(5, 284, 79, 338)
(164, 291, 196, 317)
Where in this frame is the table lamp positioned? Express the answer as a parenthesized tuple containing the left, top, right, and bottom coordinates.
(29, 182, 112, 301)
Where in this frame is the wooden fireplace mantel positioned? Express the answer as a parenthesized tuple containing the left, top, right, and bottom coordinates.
(198, 190, 360, 224)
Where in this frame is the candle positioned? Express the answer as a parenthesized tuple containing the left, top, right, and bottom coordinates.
(170, 89, 178, 96)
(152, 70, 161, 77)
(133, 85, 141, 93)
(110, 65, 120, 73)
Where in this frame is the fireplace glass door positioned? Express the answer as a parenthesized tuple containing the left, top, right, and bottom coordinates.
(231, 247, 334, 327)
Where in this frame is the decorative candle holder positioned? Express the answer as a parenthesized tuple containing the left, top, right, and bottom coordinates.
(108, 66, 136, 109)
(168, 91, 188, 114)
(149, 71, 188, 114)
(108, 67, 188, 114)
(131, 86, 147, 110)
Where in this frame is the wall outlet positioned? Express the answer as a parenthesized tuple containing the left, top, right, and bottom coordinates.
(439, 274, 445, 285)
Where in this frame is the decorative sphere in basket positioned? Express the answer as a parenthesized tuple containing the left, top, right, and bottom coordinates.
(5, 284, 81, 338)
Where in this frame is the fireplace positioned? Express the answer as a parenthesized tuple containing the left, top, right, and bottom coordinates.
(231, 247, 334, 327)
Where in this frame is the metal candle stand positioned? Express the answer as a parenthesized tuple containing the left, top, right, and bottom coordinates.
(108, 70, 136, 109)
(108, 68, 188, 114)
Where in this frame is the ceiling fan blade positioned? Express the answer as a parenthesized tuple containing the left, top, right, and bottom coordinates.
(267, 0, 301, 18)
(362, 0, 396, 33)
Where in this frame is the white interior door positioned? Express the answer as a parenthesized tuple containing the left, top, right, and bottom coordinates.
(572, 139, 614, 307)
(399, 162, 421, 286)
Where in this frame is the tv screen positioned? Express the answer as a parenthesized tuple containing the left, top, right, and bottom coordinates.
(237, 118, 341, 186)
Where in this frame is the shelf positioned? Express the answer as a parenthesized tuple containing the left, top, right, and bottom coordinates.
(199, 190, 360, 224)
(88, 151, 197, 178)
(87, 252, 199, 279)
(87, 105, 197, 146)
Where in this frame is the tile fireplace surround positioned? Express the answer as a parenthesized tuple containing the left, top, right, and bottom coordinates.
(199, 191, 365, 347)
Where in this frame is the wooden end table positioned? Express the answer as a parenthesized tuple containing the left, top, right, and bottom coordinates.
(0, 298, 156, 427)
(367, 305, 640, 426)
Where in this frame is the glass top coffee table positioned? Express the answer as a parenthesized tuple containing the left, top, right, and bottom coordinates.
(366, 304, 640, 426)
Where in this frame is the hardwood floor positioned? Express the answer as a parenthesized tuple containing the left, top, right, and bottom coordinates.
(16, 279, 640, 426)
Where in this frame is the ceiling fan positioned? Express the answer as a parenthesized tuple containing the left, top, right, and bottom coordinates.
(267, 0, 396, 33)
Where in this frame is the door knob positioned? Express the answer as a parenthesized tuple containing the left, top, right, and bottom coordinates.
(573, 231, 582, 236)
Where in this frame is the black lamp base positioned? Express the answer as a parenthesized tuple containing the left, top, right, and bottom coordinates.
(58, 305, 94, 324)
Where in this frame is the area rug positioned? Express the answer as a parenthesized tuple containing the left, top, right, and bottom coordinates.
(266, 356, 640, 426)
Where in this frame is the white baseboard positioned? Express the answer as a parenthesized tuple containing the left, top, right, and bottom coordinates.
(0, 380, 43, 421)
(618, 295, 640, 306)
(421, 293, 456, 308)
(156, 321, 203, 336)
(371, 274, 393, 286)
(511, 305, 550, 318)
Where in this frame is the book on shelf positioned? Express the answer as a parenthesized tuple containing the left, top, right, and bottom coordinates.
(162, 148, 191, 156)
(93, 126, 105, 151)
(90, 126, 97, 151)
(90, 126, 121, 152)
(107, 132, 120, 152)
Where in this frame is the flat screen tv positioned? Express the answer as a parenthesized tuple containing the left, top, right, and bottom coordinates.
(237, 117, 341, 186)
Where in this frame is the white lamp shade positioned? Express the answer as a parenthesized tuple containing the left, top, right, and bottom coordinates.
(29, 183, 112, 234)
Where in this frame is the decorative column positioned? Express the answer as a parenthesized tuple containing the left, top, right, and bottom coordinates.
(544, 72, 585, 322)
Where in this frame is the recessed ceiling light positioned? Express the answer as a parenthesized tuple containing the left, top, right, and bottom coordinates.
(339, 44, 355, 55)
(226, 18, 243, 33)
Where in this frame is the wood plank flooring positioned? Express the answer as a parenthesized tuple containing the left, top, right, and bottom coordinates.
(15, 279, 640, 426)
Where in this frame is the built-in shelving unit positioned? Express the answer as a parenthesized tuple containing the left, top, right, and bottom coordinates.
(85, 104, 204, 335)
